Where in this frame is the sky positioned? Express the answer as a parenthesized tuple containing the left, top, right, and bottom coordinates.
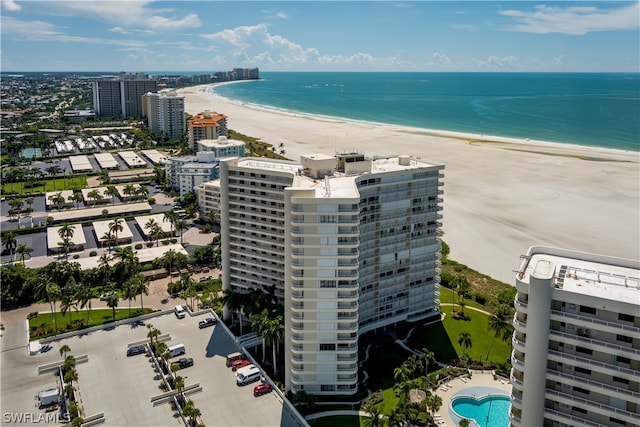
(1, 1, 639, 72)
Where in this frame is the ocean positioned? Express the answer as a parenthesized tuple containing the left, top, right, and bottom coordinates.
(210, 72, 640, 152)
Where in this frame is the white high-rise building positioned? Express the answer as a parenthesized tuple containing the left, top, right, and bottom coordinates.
(511, 246, 640, 427)
(219, 152, 444, 395)
(143, 91, 185, 139)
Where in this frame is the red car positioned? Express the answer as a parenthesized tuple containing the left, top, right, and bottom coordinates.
(231, 358, 250, 371)
(253, 382, 272, 397)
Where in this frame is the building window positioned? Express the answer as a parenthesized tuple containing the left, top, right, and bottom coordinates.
(579, 305, 596, 315)
(617, 355, 631, 364)
(319, 344, 336, 351)
(618, 313, 635, 322)
(613, 376, 629, 385)
(572, 406, 588, 414)
(616, 334, 633, 344)
(575, 346, 592, 355)
(574, 366, 591, 375)
(573, 386, 590, 395)
(321, 385, 335, 392)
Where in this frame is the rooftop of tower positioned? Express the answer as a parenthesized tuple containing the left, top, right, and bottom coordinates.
(518, 247, 640, 304)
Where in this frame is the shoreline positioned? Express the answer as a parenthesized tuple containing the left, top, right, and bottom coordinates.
(203, 82, 638, 157)
(177, 84, 640, 283)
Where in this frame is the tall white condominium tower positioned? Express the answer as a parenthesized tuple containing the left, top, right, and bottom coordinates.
(220, 152, 444, 395)
(143, 91, 186, 140)
(510, 246, 640, 427)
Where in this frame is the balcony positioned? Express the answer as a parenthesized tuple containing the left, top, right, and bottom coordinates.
(543, 408, 602, 427)
(549, 330, 640, 356)
(545, 389, 638, 423)
(546, 367, 640, 400)
(550, 309, 640, 334)
(512, 335, 526, 352)
(546, 349, 637, 377)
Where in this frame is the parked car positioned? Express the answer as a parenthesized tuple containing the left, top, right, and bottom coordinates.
(175, 358, 194, 369)
(198, 317, 216, 329)
(100, 292, 113, 301)
(253, 382, 272, 397)
(231, 358, 250, 372)
(126, 345, 146, 357)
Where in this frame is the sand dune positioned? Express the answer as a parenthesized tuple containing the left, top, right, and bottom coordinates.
(177, 84, 640, 284)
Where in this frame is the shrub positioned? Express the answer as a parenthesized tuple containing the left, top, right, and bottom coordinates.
(135, 243, 143, 250)
(170, 238, 177, 244)
(27, 311, 38, 320)
(474, 294, 487, 305)
(146, 242, 154, 248)
(161, 240, 170, 245)
(148, 197, 156, 205)
(73, 254, 80, 259)
(89, 250, 97, 257)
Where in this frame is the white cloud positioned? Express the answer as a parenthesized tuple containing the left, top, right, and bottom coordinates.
(449, 23, 479, 32)
(1, 16, 143, 47)
(430, 52, 453, 66)
(48, 1, 201, 32)
(262, 9, 289, 20)
(1, 0, 20, 11)
(200, 24, 405, 70)
(499, 3, 640, 35)
(473, 55, 518, 68)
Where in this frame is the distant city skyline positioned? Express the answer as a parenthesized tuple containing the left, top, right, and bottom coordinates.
(1, 1, 638, 72)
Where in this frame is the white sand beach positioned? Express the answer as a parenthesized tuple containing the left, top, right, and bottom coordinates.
(177, 84, 640, 284)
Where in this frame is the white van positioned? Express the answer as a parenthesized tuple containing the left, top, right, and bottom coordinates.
(174, 305, 186, 319)
(167, 344, 186, 357)
(236, 365, 261, 386)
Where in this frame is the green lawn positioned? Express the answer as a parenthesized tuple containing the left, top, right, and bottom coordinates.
(2, 176, 88, 195)
(29, 307, 154, 339)
(406, 305, 512, 366)
(439, 286, 486, 311)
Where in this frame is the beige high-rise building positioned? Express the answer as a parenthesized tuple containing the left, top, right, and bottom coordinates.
(511, 246, 640, 427)
(219, 152, 444, 395)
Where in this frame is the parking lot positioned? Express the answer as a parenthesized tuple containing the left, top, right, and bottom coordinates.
(1, 311, 303, 426)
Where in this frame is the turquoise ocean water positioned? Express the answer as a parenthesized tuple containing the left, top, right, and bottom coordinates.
(211, 72, 639, 152)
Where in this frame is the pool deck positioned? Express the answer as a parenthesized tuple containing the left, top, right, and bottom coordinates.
(433, 370, 511, 427)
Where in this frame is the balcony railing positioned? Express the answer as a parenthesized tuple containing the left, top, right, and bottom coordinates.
(545, 389, 638, 421)
(549, 330, 640, 356)
(550, 309, 640, 334)
(543, 408, 603, 427)
(547, 368, 640, 399)
(547, 349, 637, 376)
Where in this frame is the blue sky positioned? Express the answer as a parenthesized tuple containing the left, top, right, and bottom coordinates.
(1, 1, 638, 72)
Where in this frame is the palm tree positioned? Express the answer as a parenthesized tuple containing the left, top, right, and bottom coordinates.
(77, 286, 93, 324)
(144, 218, 162, 246)
(24, 197, 34, 215)
(486, 305, 512, 363)
(106, 292, 119, 320)
(105, 185, 119, 205)
(123, 279, 137, 315)
(452, 275, 471, 315)
(60, 292, 77, 324)
(101, 230, 116, 251)
(261, 313, 284, 376)
(251, 310, 269, 361)
(108, 217, 124, 245)
(123, 183, 136, 201)
(136, 184, 148, 200)
(59, 344, 71, 359)
(48, 192, 65, 211)
(362, 402, 383, 427)
(2, 232, 18, 262)
(174, 375, 185, 394)
(87, 189, 102, 206)
(129, 274, 149, 311)
(14, 243, 32, 264)
(147, 324, 161, 345)
(69, 192, 84, 209)
(57, 223, 75, 259)
(182, 399, 201, 426)
(163, 249, 179, 282)
(163, 210, 178, 236)
(175, 220, 189, 244)
(46, 165, 60, 190)
(419, 347, 435, 378)
(459, 419, 471, 427)
(34, 278, 61, 331)
(221, 288, 245, 334)
(458, 332, 473, 358)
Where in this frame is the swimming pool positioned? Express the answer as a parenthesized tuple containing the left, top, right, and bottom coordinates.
(451, 395, 510, 427)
